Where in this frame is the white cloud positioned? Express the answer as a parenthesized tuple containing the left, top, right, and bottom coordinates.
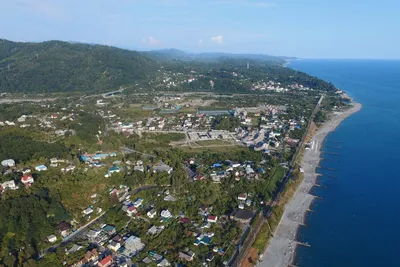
(199, 39, 203, 45)
(142, 36, 161, 46)
(210, 35, 223, 44)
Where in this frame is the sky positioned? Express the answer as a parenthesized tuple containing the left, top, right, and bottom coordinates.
(1, 0, 399, 59)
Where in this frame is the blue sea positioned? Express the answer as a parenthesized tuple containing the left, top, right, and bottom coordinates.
(289, 59, 400, 267)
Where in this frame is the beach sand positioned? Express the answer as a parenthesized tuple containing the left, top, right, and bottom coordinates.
(258, 102, 362, 267)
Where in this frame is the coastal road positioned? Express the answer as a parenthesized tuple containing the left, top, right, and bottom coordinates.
(230, 95, 325, 267)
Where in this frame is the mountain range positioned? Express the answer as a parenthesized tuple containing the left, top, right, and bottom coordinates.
(0, 39, 296, 93)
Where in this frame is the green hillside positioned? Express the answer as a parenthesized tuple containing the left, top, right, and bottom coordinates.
(0, 39, 157, 93)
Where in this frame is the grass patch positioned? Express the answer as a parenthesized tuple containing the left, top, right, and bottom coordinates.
(114, 107, 154, 119)
(142, 132, 186, 142)
(195, 139, 233, 146)
(180, 145, 246, 153)
(178, 106, 197, 113)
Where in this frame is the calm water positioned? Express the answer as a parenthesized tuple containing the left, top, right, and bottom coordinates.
(289, 59, 400, 267)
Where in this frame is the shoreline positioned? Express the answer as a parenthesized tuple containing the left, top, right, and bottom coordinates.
(258, 102, 362, 267)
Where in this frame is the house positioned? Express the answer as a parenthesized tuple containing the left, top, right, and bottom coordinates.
(231, 163, 241, 168)
(193, 174, 205, 181)
(149, 251, 163, 262)
(207, 215, 218, 223)
(112, 235, 122, 243)
(1, 159, 15, 167)
(67, 244, 83, 254)
(21, 174, 34, 185)
(50, 158, 65, 164)
(133, 198, 143, 208)
(153, 163, 173, 174)
(82, 249, 99, 264)
(142, 257, 153, 264)
(109, 166, 120, 174)
(123, 236, 145, 257)
(238, 193, 248, 201)
(147, 209, 157, 219)
(194, 235, 212, 246)
(35, 165, 48, 171)
(98, 255, 113, 267)
(212, 163, 222, 168)
(22, 168, 31, 174)
(2, 180, 17, 190)
(157, 258, 170, 266)
(127, 206, 138, 216)
(206, 252, 216, 262)
(163, 195, 176, 202)
(199, 206, 208, 216)
(245, 165, 255, 174)
(230, 209, 254, 224)
(134, 165, 144, 172)
(83, 207, 94, 215)
(148, 225, 165, 235)
(57, 221, 71, 237)
(63, 165, 76, 172)
(178, 251, 195, 261)
(102, 225, 116, 235)
(161, 210, 172, 219)
(87, 229, 102, 239)
(108, 241, 121, 252)
(47, 235, 57, 243)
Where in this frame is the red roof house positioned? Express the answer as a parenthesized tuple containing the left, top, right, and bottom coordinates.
(21, 175, 34, 185)
(98, 255, 112, 267)
(207, 215, 218, 223)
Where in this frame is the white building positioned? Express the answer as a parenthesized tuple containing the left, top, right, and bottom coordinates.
(2, 180, 17, 190)
(108, 241, 121, 252)
(160, 210, 172, 219)
(123, 236, 145, 256)
(1, 159, 15, 167)
(147, 209, 157, 219)
(47, 235, 57, 243)
(82, 207, 94, 215)
(35, 165, 48, 172)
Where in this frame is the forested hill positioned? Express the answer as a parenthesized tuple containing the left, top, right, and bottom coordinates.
(0, 39, 334, 94)
(0, 39, 157, 93)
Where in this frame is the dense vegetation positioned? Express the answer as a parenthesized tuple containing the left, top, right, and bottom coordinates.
(0, 133, 68, 164)
(212, 116, 241, 131)
(0, 191, 70, 267)
(0, 39, 336, 94)
(0, 39, 157, 93)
